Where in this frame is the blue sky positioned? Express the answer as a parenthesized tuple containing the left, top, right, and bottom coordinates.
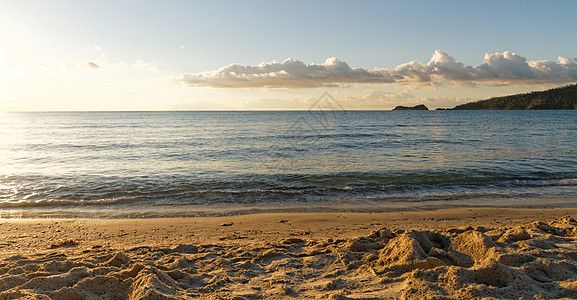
(1, 0, 577, 110)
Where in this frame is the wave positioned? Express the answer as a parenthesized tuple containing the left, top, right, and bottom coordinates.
(1, 170, 575, 209)
(0, 197, 136, 208)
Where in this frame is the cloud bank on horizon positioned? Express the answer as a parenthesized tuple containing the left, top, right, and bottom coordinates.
(176, 50, 577, 89)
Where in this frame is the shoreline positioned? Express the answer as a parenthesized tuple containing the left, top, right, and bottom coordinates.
(3, 207, 577, 256)
(2, 207, 577, 299)
(2, 195, 577, 219)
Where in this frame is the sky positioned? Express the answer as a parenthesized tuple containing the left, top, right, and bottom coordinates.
(1, 0, 577, 111)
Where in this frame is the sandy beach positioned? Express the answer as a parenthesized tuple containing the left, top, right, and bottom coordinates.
(1, 207, 577, 299)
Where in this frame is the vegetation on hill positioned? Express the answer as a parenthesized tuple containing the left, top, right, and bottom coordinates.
(393, 104, 429, 111)
(451, 84, 577, 110)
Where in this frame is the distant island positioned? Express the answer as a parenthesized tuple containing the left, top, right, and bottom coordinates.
(393, 104, 429, 111)
(448, 84, 577, 110)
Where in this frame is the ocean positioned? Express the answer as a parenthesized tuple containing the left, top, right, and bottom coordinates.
(1, 110, 576, 218)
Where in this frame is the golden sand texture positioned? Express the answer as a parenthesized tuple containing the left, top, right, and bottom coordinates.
(1, 208, 577, 299)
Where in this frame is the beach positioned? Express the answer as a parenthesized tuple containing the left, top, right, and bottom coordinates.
(4, 1, 577, 298)
(2, 207, 577, 299)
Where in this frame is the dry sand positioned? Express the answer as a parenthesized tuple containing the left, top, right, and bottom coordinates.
(2, 207, 577, 299)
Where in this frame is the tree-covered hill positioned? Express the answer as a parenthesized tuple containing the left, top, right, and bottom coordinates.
(452, 84, 577, 110)
(393, 104, 429, 110)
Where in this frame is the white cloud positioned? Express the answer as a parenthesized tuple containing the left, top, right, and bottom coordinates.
(37, 63, 59, 70)
(86, 45, 102, 52)
(86, 62, 100, 69)
(38, 57, 158, 72)
(114, 62, 128, 69)
(133, 60, 159, 71)
(176, 57, 395, 88)
(393, 60, 432, 83)
(37, 60, 101, 71)
(529, 56, 577, 81)
(175, 51, 577, 89)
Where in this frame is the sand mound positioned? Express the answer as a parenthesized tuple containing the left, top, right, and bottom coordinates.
(400, 218, 577, 299)
(2, 217, 577, 299)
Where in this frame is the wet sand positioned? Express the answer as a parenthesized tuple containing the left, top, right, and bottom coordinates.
(2, 207, 577, 299)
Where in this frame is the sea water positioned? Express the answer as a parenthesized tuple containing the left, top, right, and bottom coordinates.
(0, 110, 576, 218)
